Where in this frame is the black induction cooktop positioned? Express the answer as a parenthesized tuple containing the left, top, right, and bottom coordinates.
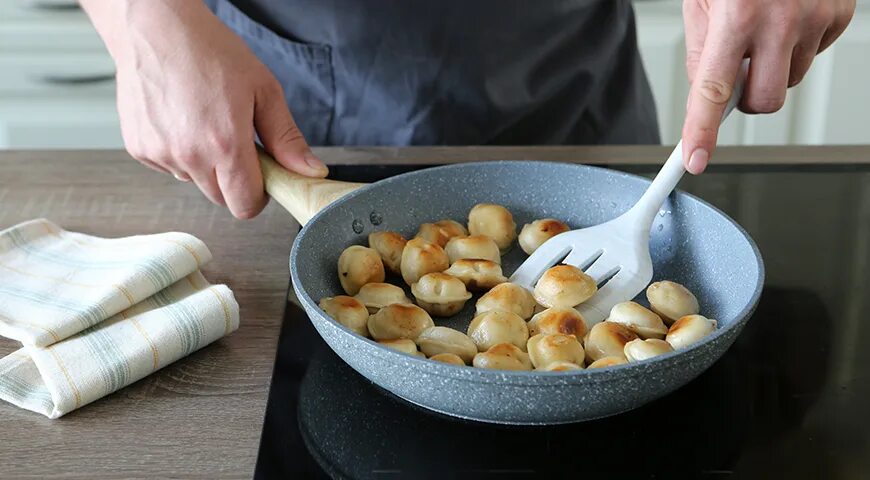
(254, 163, 870, 479)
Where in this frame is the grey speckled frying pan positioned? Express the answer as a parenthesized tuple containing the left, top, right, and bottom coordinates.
(259, 152, 764, 425)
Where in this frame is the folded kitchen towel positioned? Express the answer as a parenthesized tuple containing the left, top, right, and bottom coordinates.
(0, 219, 239, 418)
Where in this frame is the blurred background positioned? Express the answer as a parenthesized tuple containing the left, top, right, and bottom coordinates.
(1, 0, 868, 149)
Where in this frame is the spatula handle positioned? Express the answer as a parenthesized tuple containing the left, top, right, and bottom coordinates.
(629, 59, 750, 227)
(258, 149, 366, 226)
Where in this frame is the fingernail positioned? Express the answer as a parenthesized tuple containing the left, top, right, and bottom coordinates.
(303, 151, 329, 177)
(687, 149, 709, 175)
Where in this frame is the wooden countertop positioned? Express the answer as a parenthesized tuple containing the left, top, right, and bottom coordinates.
(0, 146, 867, 479)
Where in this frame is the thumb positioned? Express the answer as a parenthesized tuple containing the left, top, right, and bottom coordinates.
(254, 81, 328, 178)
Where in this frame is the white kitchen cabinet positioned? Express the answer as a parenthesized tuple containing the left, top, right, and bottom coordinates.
(0, 0, 103, 51)
(0, 98, 121, 149)
(0, 50, 119, 149)
(0, 0, 868, 149)
(635, 0, 870, 145)
(0, 1, 120, 149)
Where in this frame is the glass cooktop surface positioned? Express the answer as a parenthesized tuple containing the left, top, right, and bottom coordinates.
(254, 163, 870, 479)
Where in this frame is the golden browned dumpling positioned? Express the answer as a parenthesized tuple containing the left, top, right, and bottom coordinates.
(665, 314, 717, 350)
(527, 333, 585, 369)
(416, 326, 477, 363)
(379, 338, 425, 357)
(410, 272, 472, 317)
(467, 203, 517, 253)
(584, 321, 638, 363)
(429, 353, 465, 366)
(646, 280, 700, 325)
(337, 245, 385, 296)
(467, 310, 529, 352)
(318, 295, 370, 337)
(400, 237, 449, 285)
(518, 218, 570, 255)
(623, 338, 674, 362)
(443, 259, 507, 291)
(527, 307, 588, 338)
(475, 283, 537, 320)
(367, 303, 434, 341)
(434, 219, 469, 239)
(533, 265, 597, 308)
(587, 356, 628, 369)
(472, 343, 532, 371)
(368, 231, 407, 274)
(444, 235, 501, 264)
(353, 283, 412, 314)
(607, 301, 668, 340)
(540, 361, 583, 371)
(415, 223, 451, 248)
(415, 220, 467, 248)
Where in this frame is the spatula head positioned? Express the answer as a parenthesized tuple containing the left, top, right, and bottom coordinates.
(510, 219, 653, 324)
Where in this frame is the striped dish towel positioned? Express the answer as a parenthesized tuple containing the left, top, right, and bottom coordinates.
(0, 219, 239, 419)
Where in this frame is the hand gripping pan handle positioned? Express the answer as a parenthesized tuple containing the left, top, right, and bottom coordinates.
(258, 148, 366, 226)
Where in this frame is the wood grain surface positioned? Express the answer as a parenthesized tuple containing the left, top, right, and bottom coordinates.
(0, 151, 296, 480)
(0, 146, 867, 479)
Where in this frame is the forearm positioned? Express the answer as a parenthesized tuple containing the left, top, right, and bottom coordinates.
(78, 0, 214, 67)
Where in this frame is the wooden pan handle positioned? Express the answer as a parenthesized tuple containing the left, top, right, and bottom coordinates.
(258, 149, 367, 226)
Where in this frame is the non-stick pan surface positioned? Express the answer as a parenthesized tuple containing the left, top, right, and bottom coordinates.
(289, 161, 764, 424)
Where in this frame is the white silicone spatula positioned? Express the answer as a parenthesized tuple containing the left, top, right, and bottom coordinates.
(511, 60, 749, 325)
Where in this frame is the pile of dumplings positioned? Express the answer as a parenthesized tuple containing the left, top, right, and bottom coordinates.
(319, 203, 718, 372)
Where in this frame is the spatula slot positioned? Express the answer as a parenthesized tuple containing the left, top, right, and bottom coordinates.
(573, 249, 603, 271)
(595, 266, 622, 289)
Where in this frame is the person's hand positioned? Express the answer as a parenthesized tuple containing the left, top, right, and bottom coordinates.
(681, 0, 855, 174)
(83, 0, 328, 219)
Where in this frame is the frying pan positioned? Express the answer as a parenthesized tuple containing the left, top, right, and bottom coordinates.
(260, 152, 764, 425)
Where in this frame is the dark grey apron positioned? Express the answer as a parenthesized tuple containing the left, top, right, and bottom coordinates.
(205, 0, 659, 147)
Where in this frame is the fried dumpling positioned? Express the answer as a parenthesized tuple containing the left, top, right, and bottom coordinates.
(533, 265, 597, 308)
(607, 301, 668, 340)
(410, 272, 472, 317)
(527, 333, 586, 370)
(379, 338, 425, 357)
(353, 282, 412, 314)
(472, 343, 532, 371)
(443, 259, 507, 291)
(337, 245, 385, 296)
(518, 218, 570, 255)
(527, 307, 588, 338)
(665, 314, 717, 350)
(584, 321, 638, 363)
(400, 237, 449, 285)
(443, 234, 501, 265)
(624, 338, 674, 362)
(646, 280, 700, 325)
(467, 310, 530, 352)
(433, 219, 469, 240)
(368, 231, 407, 274)
(539, 361, 583, 371)
(429, 353, 465, 366)
(475, 283, 537, 320)
(415, 220, 467, 248)
(587, 356, 628, 369)
(318, 295, 370, 337)
(367, 303, 434, 341)
(467, 203, 517, 253)
(416, 326, 477, 364)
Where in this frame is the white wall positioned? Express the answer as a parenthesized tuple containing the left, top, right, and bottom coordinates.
(635, 0, 870, 145)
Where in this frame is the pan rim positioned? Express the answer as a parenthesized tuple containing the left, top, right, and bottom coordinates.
(290, 160, 765, 383)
